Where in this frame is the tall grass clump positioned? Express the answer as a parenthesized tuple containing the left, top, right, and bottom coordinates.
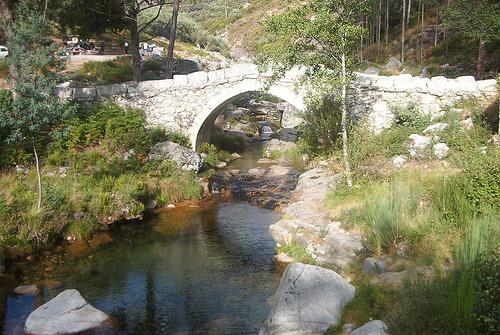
(354, 172, 426, 255)
(391, 213, 499, 335)
(446, 214, 499, 333)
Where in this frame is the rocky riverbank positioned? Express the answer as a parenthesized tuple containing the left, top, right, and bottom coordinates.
(269, 164, 363, 270)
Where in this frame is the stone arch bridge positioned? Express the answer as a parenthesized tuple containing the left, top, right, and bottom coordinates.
(58, 63, 497, 150)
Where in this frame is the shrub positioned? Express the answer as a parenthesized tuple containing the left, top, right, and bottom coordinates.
(0, 59, 9, 77)
(165, 131, 191, 148)
(474, 252, 500, 335)
(392, 102, 431, 129)
(210, 131, 246, 153)
(72, 56, 133, 85)
(198, 143, 219, 166)
(349, 124, 415, 177)
(339, 280, 387, 328)
(51, 103, 152, 160)
(300, 96, 343, 154)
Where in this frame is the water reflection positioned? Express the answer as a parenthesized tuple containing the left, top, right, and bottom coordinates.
(2, 202, 281, 335)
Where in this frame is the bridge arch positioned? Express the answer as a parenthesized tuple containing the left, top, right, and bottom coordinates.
(188, 80, 305, 150)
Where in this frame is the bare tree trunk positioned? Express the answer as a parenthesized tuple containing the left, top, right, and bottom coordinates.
(130, 12, 142, 82)
(420, 1, 424, 62)
(165, 0, 180, 79)
(477, 39, 486, 78)
(360, 18, 364, 62)
(401, 0, 406, 63)
(385, 0, 389, 44)
(33, 141, 42, 211)
(43, 0, 48, 18)
(407, 0, 412, 27)
(377, 0, 382, 55)
(341, 52, 353, 188)
(444, 0, 450, 56)
(434, 8, 439, 47)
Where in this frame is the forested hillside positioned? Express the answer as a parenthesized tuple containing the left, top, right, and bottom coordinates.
(228, 0, 499, 78)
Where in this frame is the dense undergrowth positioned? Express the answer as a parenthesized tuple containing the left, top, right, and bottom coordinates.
(0, 102, 202, 252)
(323, 98, 499, 335)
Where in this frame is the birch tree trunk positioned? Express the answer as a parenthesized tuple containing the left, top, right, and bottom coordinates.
(33, 141, 42, 211)
(341, 51, 353, 188)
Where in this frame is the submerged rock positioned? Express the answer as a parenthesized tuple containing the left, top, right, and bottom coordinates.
(260, 263, 355, 335)
(14, 285, 39, 295)
(25, 289, 108, 335)
(149, 141, 203, 172)
(264, 139, 297, 153)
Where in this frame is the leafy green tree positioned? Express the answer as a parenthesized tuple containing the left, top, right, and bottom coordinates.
(444, 0, 500, 77)
(258, 0, 372, 187)
(0, 1, 72, 210)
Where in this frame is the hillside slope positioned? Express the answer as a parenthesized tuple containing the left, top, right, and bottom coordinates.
(227, 0, 499, 78)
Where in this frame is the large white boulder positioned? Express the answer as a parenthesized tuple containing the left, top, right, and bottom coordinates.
(148, 141, 203, 172)
(24, 289, 108, 335)
(433, 143, 450, 160)
(259, 263, 355, 335)
(423, 122, 449, 134)
(392, 155, 407, 169)
(351, 320, 389, 335)
(407, 134, 431, 157)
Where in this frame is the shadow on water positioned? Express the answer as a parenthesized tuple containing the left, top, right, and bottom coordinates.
(1, 202, 282, 335)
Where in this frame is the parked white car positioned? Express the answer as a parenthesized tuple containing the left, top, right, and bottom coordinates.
(0, 46, 8, 59)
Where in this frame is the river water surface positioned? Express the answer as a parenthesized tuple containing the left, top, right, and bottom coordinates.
(1, 141, 288, 334)
(2, 200, 282, 334)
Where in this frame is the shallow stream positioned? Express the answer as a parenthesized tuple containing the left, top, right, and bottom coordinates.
(0, 142, 286, 335)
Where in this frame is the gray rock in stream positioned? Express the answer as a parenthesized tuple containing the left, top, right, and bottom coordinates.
(24, 289, 108, 335)
(259, 263, 355, 335)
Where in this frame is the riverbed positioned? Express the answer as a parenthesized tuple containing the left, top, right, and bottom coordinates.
(1, 142, 290, 335)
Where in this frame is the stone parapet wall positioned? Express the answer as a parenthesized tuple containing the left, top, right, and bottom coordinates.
(350, 74, 498, 132)
(57, 64, 498, 147)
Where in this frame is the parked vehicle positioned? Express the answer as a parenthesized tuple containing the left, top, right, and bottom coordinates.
(0, 46, 8, 59)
